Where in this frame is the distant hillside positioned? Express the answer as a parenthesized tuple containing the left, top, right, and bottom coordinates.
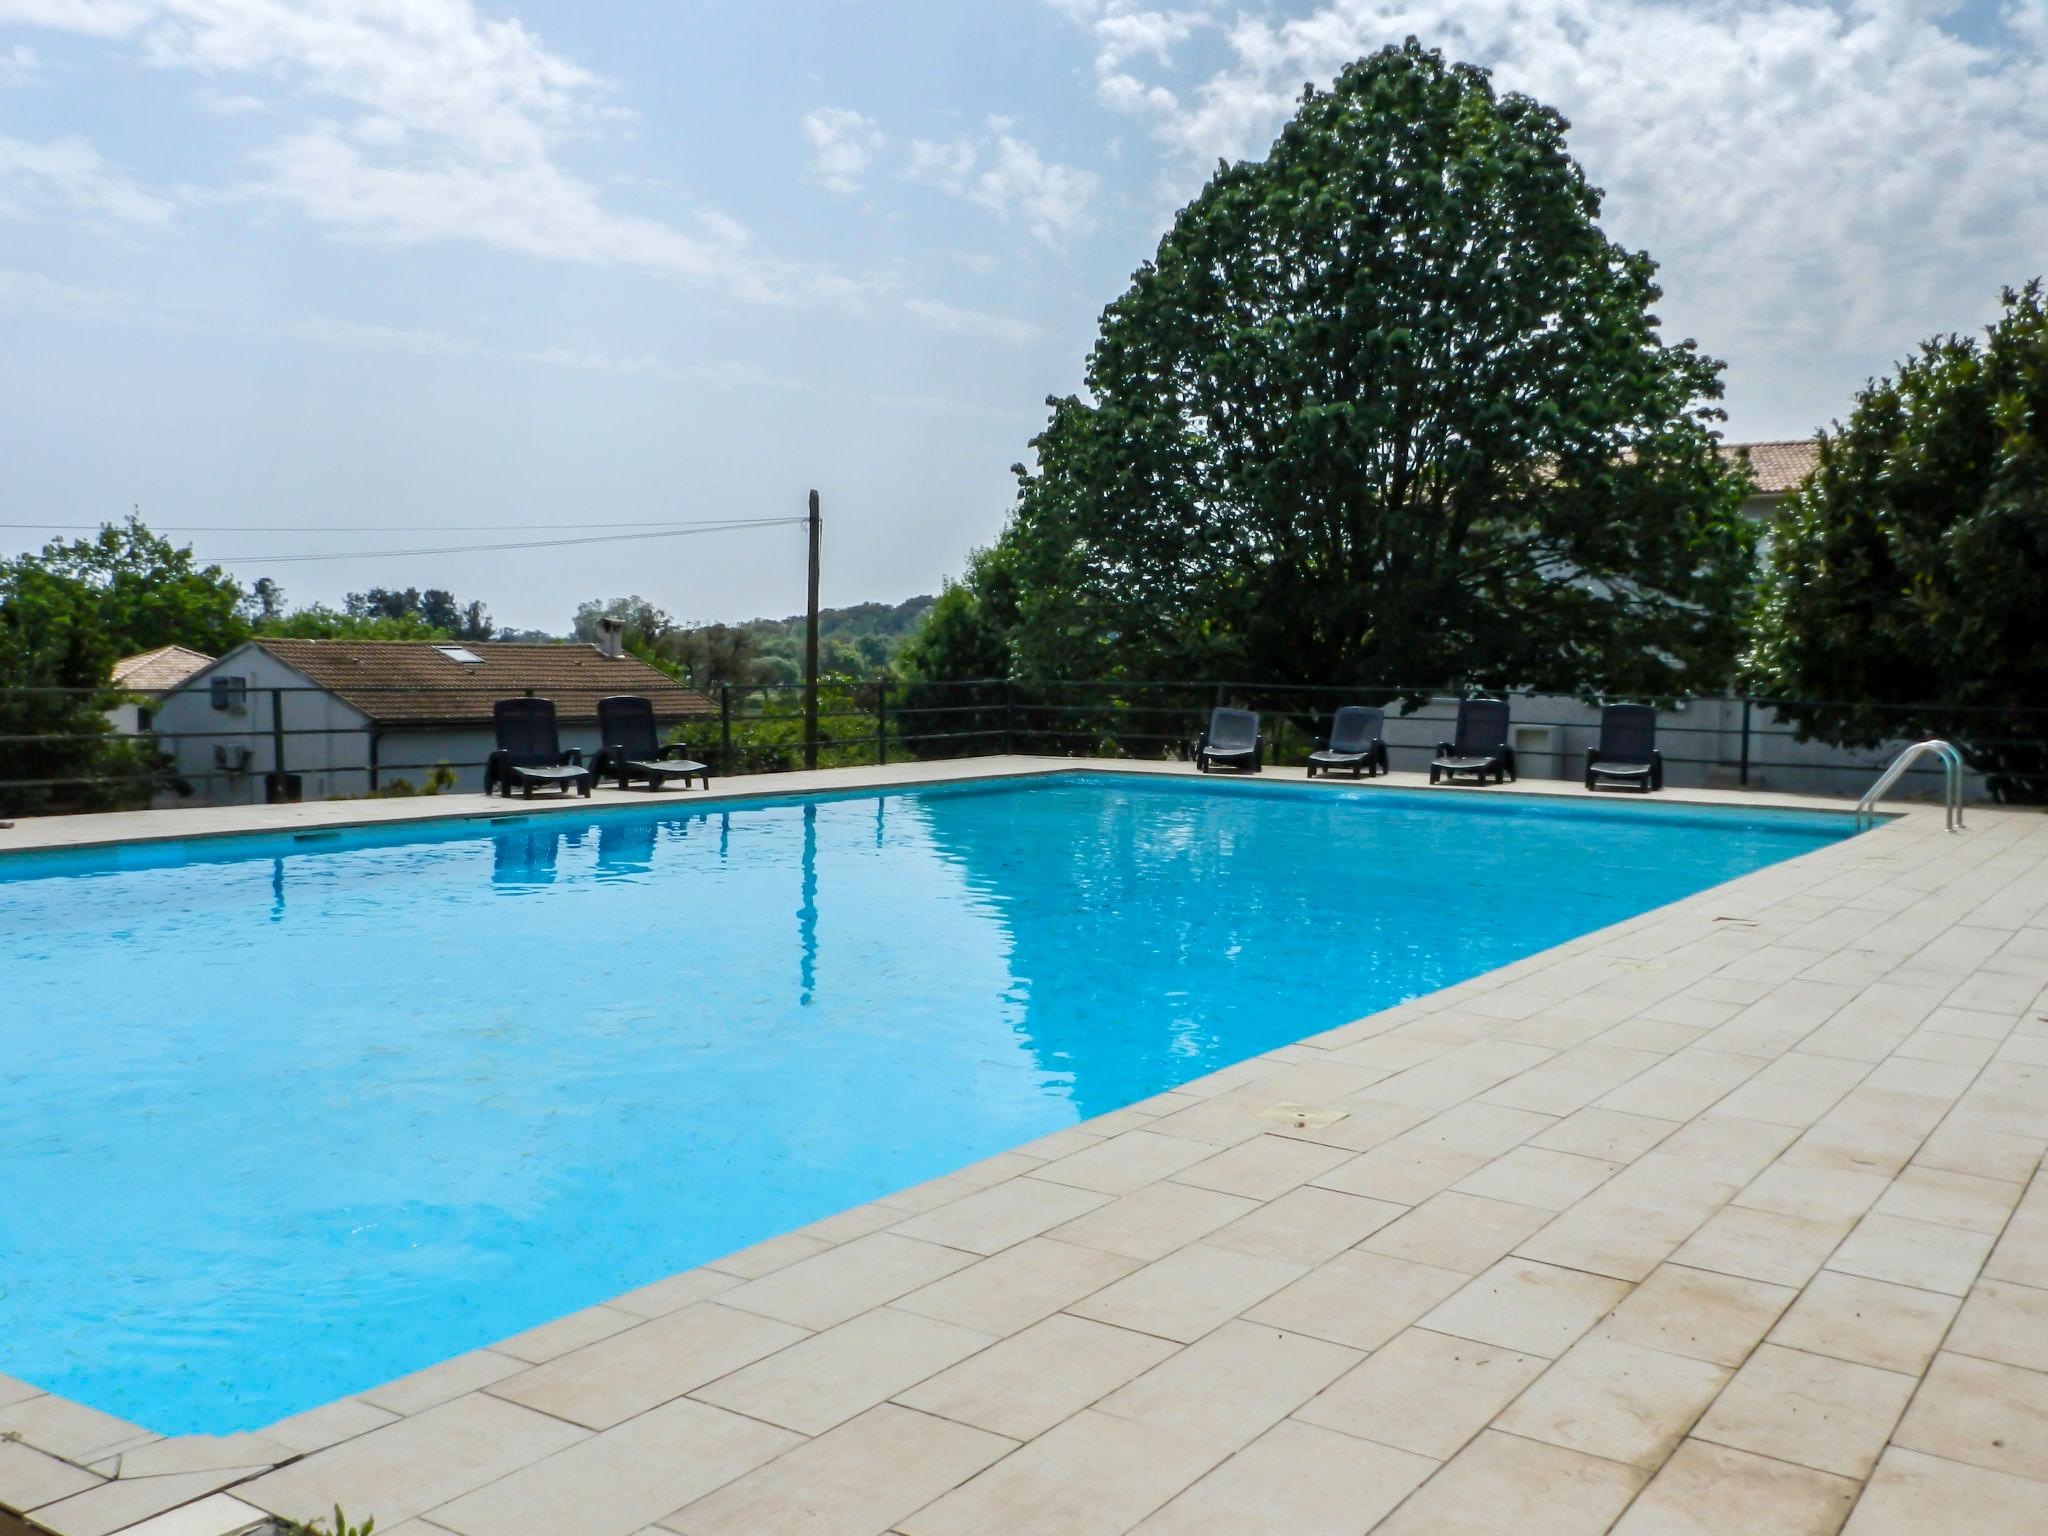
(666, 594, 936, 686)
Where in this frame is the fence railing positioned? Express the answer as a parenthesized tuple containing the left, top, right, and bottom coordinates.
(4, 677, 2043, 816)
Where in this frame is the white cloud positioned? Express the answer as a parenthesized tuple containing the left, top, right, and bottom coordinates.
(0, 42, 38, 83)
(801, 106, 883, 195)
(1048, 0, 2048, 422)
(288, 315, 771, 387)
(0, 132, 177, 225)
(0, 264, 155, 319)
(907, 120, 1099, 246)
(905, 296, 1041, 345)
(0, 0, 838, 301)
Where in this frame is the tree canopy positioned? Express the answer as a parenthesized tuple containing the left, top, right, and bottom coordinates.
(909, 40, 1753, 698)
(1746, 281, 2048, 801)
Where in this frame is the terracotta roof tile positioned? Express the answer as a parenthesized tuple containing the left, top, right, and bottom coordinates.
(1721, 439, 1820, 495)
(112, 644, 215, 693)
(249, 640, 715, 726)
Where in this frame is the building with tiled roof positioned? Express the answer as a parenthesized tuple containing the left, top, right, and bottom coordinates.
(1719, 438, 1821, 522)
(112, 644, 216, 694)
(151, 638, 715, 806)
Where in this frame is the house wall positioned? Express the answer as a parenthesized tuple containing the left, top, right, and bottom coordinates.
(151, 649, 374, 807)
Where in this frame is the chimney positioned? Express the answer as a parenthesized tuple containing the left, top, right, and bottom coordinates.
(595, 617, 624, 659)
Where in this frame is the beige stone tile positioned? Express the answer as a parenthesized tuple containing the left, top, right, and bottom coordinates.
(795, 1202, 902, 1245)
(31, 1468, 264, 1536)
(1610, 1439, 1858, 1536)
(110, 1493, 270, 1536)
(1655, 1115, 1801, 1178)
(0, 1395, 152, 1464)
(1593, 1263, 1796, 1366)
(1274, 1094, 1434, 1152)
(240, 1393, 589, 1529)
(1842, 1445, 2044, 1535)
(895, 1409, 1222, 1536)
(1947, 1277, 2048, 1372)
(1245, 1250, 1469, 1351)
(1203, 1185, 1406, 1266)
(1871, 1166, 2024, 1235)
(360, 1349, 525, 1416)
(1370, 1429, 1647, 1536)
(1010, 1127, 1105, 1160)
(690, 1307, 991, 1435)
(1361, 1191, 1552, 1274)
(1453, 1146, 1620, 1211)
(1985, 1189, 2048, 1288)
(1893, 1349, 2048, 1482)
(1295, 1326, 1547, 1459)
(1166, 1133, 1353, 1201)
(717, 1233, 976, 1329)
(1895, 1028, 1999, 1068)
(701, 1230, 834, 1280)
(1922, 1006, 2021, 1041)
(0, 1374, 41, 1410)
(260, 1397, 400, 1456)
(1029, 1130, 1217, 1196)
(878, 1153, 1047, 1214)
(1497, 1337, 1728, 1468)
(1410, 1101, 1560, 1157)
(1529, 1107, 1679, 1163)
(93, 1432, 293, 1479)
(1065, 1242, 1304, 1343)
(0, 1438, 100, 1510)
(891, 1236, 1139, 1335)
(429, 1397, 798, 1536)
(887, 1177, 1108, 1256)
(1671, 1206, 1851, 1287)
(1047, 1180, 1258, 1262)
(1095, 1318, 1359, 1452)
(493, 1304, 642, 1364)
(1693, 1343, 1915, 1478)
(666, 1403, 1014, 1536)
(1514, 1155, 1745, 1283)
(1768, 1270, 1960, 1374)
(607, 1268, 742, 1319)
(1935, 1121, 2047, 1186)
(1129, 1419, 1435, 1536)
(895, 1314, 1176, 1441)
(486, 1302, 808, 1430)
(1419, 1257, 1631, 1358)
(1311, 1137, 1492, 1204)
(1598, 1017, 1712, 1053)
(1737, 1162, 1893, 1226)
(1826, 1211, 1996, 1295)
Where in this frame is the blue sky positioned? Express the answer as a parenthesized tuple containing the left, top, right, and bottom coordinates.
(3, 1, 2045, 632)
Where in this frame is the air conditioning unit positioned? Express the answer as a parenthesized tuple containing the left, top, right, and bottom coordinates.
(214, 744, 253, 773)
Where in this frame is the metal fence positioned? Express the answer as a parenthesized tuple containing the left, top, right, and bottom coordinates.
(4, 677, 2043, 816)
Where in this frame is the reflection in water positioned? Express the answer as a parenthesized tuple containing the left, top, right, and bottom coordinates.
(491, 825, 562, 885)
(595, 817, 658, 879)
(269, 857, 286, 921)
(798, 803, 819, 1005)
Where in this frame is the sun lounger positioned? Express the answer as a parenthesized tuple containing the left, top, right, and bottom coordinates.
(594, 694, 710, 791)
(1306, 705, 1388, 778)
(484, 697, 592, 798)
(1429, 698, 1515, 785)
(1585, 703, 1663, 792)
(1195, 707, 1263, 774)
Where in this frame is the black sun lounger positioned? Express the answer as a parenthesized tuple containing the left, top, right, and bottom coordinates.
(593, 694, 711, 791)
(1430, 698, 1516, 785)
(484, 697, 592, 798)
(1195, 707, 1263, 774)
(1585, 703, 1663, 792)
(1306, 705, 1388, 779)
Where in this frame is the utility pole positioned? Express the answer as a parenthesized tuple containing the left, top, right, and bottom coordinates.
(804, 488, 822, 771)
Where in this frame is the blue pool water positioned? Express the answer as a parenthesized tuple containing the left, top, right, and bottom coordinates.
(0, 773, 1855, 1434)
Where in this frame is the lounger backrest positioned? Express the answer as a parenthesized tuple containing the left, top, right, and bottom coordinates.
(1454, 698, 1510, 755)
(1599, 703, 1658, 762)
(1207, 707, 1260, 750)
(493, 697, 562, 764)
(1328, 706, 1384, 753)
(598, 695, 661, 759)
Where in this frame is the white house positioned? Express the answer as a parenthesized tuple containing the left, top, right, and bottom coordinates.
(151, 637, 715, 806)
(108, 644, 214, 735)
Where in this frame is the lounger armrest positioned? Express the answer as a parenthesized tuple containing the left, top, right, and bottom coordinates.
(561, 748, 584, 767)
(1196, 731, 1211, 752)
(657, 742, 694, 760)
(1586, 748, 1601, 768)
(1435, 740, 1454, 758)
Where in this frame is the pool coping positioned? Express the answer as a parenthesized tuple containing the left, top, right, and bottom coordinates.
(3, 763, 2040, 1536)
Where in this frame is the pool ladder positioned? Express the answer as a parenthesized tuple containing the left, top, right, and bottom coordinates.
(1855, 740, 1966, 832)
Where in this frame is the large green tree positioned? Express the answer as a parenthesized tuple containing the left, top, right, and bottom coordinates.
(1747, 281, 2048, 802)
(914, 40, 1752, 697)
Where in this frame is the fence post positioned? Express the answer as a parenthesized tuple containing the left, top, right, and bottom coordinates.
(1001, 680, 1013, 756)
(720, 684, 732, 775)
(271, 688, 287, 778)
(1739, 697, 1752, 787)
(876, 681, 888, 767)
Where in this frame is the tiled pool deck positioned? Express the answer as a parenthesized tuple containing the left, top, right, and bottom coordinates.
(2, 759, 2044, 1536)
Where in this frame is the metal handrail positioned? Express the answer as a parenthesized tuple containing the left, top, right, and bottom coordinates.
(1857, 740, 1965, 831)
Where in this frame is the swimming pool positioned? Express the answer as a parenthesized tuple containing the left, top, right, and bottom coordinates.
(0, 772, 1855, 1434)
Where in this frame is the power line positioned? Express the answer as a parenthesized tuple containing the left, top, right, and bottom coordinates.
(1, 516, 793, 533)
(221, 519, 805, 564)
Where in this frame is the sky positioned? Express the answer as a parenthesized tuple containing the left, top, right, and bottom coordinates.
(2, 1, 2044, 633)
